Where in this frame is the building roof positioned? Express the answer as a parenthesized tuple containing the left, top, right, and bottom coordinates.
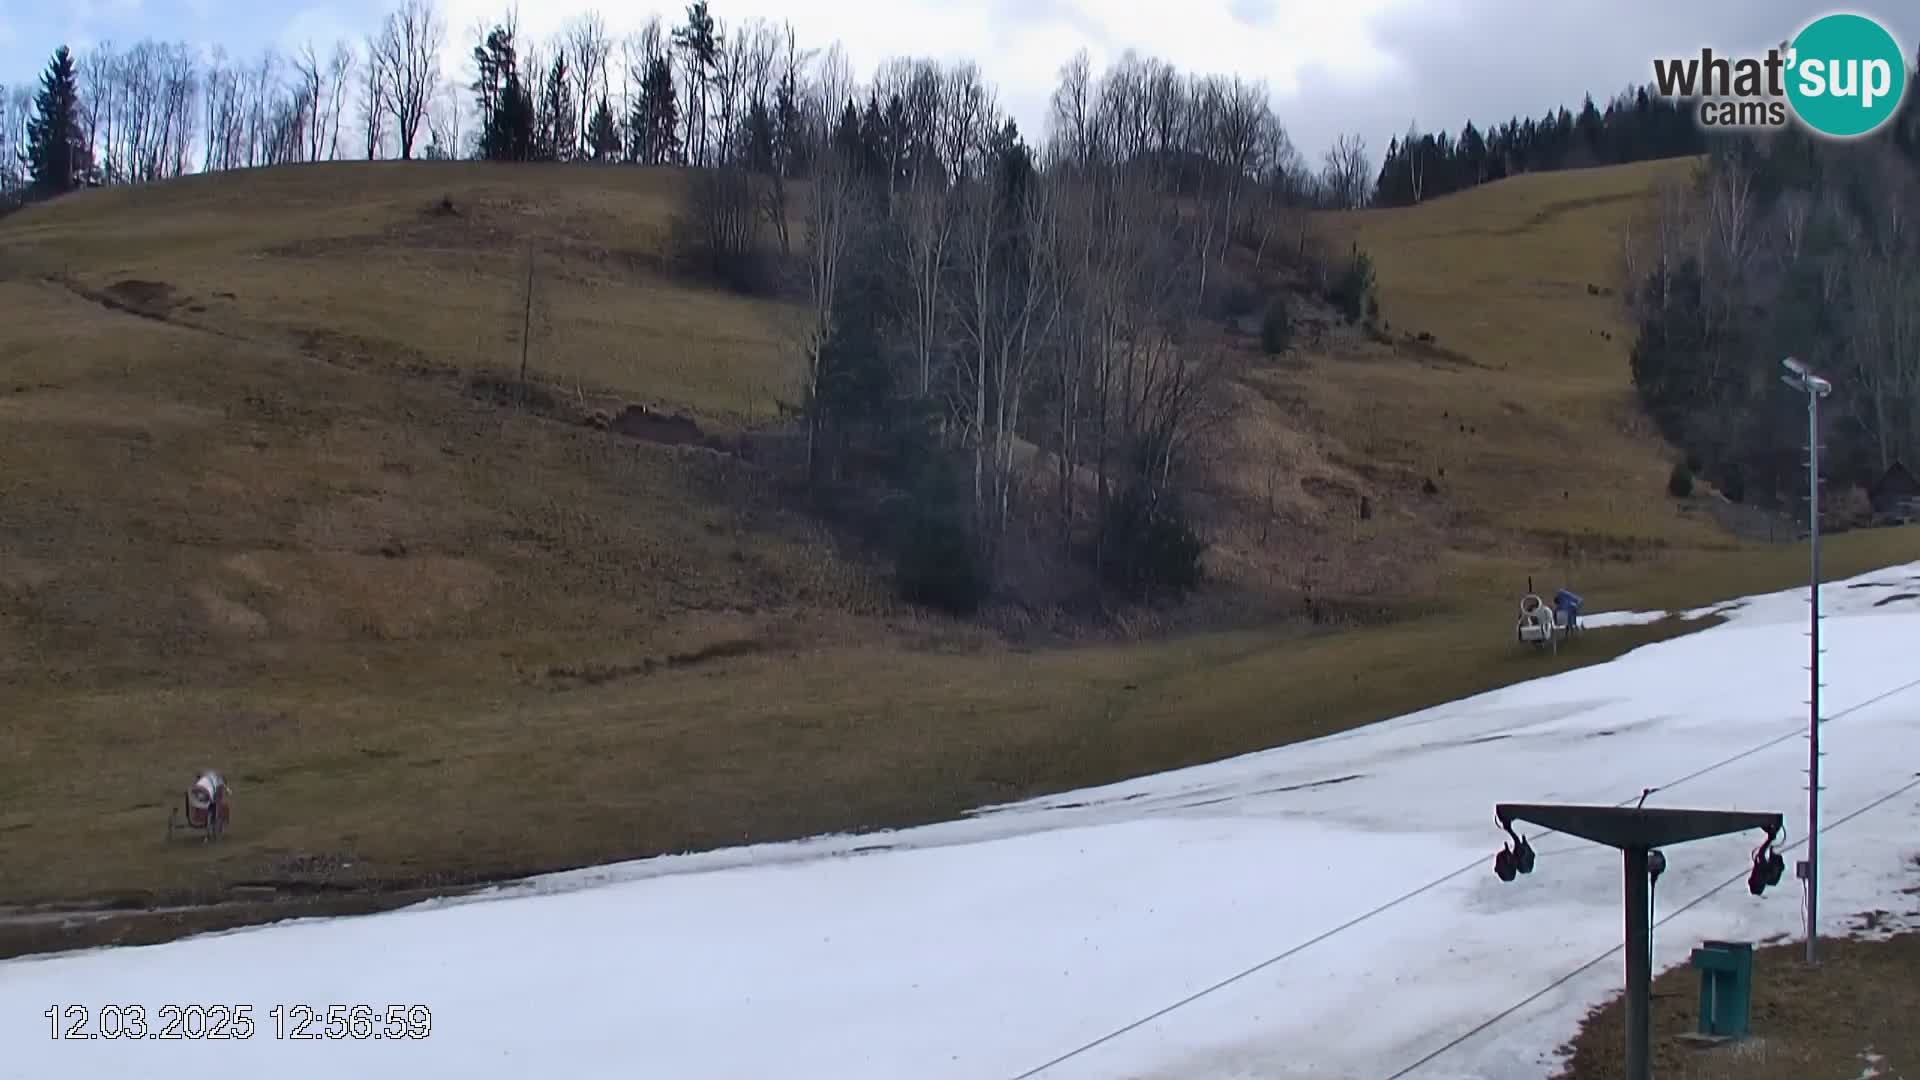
(1869, 460, 1920, 500)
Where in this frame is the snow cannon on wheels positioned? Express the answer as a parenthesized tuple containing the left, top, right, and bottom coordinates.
(167, 770, 231, 843)
(1516, 578, 1583, 654)
(1553, 588, 1585, 639)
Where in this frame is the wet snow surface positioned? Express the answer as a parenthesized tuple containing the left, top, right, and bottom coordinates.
(5, 569, 1920, 1080)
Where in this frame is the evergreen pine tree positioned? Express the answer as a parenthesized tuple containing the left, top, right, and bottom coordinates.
(774, 66, 803, 176)
(538, 55, 575, 162)
(473, 25, 523, 161)
(628, 54, 680, 164)
(743, 97, 776, 174)
(1575, 94, 1605, 162)
(587, 98, 620, 162)
(1459, 121, 1487, 184)
(25, 46, 87, 196)
(500, 72, 535, 161)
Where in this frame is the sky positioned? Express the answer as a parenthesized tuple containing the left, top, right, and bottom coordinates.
(2, 1, 1917, 165)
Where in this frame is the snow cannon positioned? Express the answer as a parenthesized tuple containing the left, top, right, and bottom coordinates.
(1517, 592, 1557, 651)
(1553, 588, 1584, 633)
(167, 770, 231, 842)
(1518, 579, 1585, 654)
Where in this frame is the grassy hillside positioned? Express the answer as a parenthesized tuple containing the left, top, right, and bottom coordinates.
(1210, 158, 1727, 610)
(0, 164, 881, 680)
(1, 157, 1913, 927)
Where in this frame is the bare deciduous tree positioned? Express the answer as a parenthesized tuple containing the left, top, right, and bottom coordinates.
(1209, 76, 1269, 265)
(1048, 49, 1094, 168)
(1321, 132, 1371, 210)
(359, 34, 387, 159)
(294, 42, 324, 163)
(565, 12, 611, 159)
(812, 41, 852, 132)
(245, 49, 281, 167)
(800, 138, 863, 487)
(894, 165, 958, 397)
(372, 0, 445, 160)
(939, 62, 990, 187)
(203, 47, 245, 172)
(323, 42, 355, 160)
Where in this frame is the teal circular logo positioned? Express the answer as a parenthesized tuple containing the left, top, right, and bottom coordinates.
(1786, 13, 1908, 138)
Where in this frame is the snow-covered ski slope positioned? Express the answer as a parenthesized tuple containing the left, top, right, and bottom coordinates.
(5, 566, 1919, 1080)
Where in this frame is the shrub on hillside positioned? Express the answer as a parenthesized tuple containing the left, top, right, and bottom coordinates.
(1668, 462, 1694, 497)
(1826, 484, 1874, 531)
(1096, 487, 1205, 596)
(896, 515, 989, 614)
(1218, 279, 1259, 322)
(672, 167, 777, 295)
(891, 461, 990, 615)
(1718, 461, 1747, 503)
(1261, 300, 1292, 356)
(1329, 249, 1376, 324)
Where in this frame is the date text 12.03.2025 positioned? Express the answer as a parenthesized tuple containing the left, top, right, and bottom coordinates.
(45, 1004, 433, 1040)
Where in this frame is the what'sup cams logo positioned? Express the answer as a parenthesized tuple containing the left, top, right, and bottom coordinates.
(1652, 12, 1910, 138)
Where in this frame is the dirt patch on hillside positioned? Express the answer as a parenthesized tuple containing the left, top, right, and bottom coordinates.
(105, 279, 181, 312)
(532, 609, 792, 689)
(602, 404, 718, 449)
(1394, 330, 1482, 368)
(1500, 190, 1644, 235)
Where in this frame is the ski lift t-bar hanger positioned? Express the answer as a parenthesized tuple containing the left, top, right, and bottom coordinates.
(1492, 803, 1785, 1080)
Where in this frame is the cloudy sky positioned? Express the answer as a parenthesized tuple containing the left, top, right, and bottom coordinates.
(2, 1, 1916, 164)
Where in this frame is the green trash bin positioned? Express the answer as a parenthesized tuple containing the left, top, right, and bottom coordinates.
(1689, 940, 1754, 1038)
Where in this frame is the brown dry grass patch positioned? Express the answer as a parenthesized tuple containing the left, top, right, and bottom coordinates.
(1556, 932, 1920, 1080)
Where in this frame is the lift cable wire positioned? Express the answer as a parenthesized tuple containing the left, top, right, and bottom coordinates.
(1379, 771, 1920, 1080)
(1003, 673, 1920, 1080)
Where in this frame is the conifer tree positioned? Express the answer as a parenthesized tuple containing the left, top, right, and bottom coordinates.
(25, 46, 87, 195)
(587, 98, 620, 161)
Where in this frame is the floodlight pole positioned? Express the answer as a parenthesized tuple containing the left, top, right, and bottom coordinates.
(1803, 375, 1822, 968)
(1782, 357, 1826, 967)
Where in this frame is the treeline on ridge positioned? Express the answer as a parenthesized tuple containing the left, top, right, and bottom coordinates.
(1371, 86, 1708, 207)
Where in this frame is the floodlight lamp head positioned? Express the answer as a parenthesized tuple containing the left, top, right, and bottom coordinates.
(1781, 359, 1833, 398)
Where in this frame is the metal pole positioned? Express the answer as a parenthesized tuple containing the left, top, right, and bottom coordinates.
(1806, 389, 1821, 966)
(1624, 846, 1652, 1080)
(519, 244, 535, 396)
